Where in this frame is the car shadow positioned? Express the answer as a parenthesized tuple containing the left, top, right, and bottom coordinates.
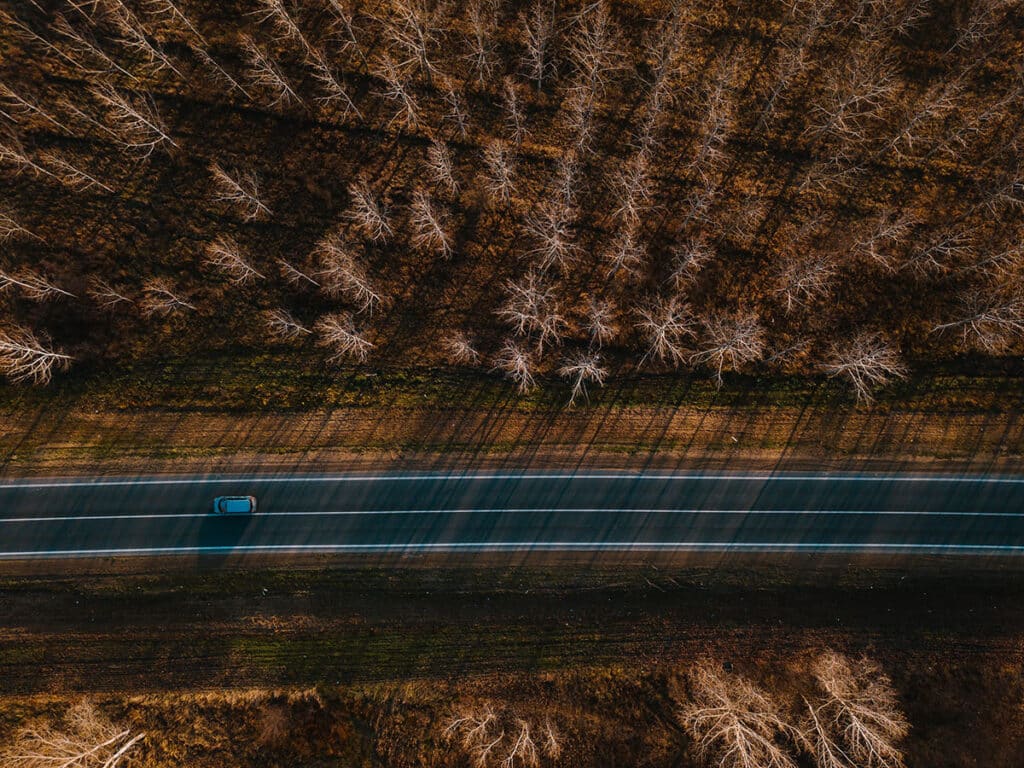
(195, 509, 256, 566)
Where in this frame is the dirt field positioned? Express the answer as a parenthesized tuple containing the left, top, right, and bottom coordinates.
(2, 565, 1024, 766)
(3, 360, 1023, 476)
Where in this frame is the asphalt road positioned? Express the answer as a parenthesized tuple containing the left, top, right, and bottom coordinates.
(1, 471, 1023, 558)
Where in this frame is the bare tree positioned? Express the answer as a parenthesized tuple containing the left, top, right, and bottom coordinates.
(774, 252, 836, 312)
(720, 196, 768, 248)
(141, 0, 205, 40)
(204, 235, 265, 284)
(806, 48, 897, 145)
(264, 307, 312, 342)
(853, 0, 929, 42)
(932, 289, 1024, 354)
(278, 258, 320, 288)
(426, 138, 460, 195)
(310, 55, 361, 116)
(90, 83, 177, 156)
(483, 139, 516, 205)
(609, 153, 653, 230)
(523, 201, 578, 272)
(974, 170, 1024, 218)
(636, 296, 695, 366)
(409, 189, 453, 258)
(445, 703, 563, 768)
(254, 0, 363, 118)
(254, 0, 316, 57)
(492, 337, 536, 393)
(797, 159, 864, 198)
(558, 350, 608, 405)
(823, 333, 907, 404)
(631, 105, 663, 162)
(443, 87, 469, 138)
(0, 325, 72, 385)
(0, 208, 42, 243)
(963, 238, 1024, 278)
(503, 77, 527, 145)
(373, 52, 421, 128)
(0, 268, 75, 301)
(140, 277, 196, 316)
(501, 720, 539, 768)
(567, 0, 623, 95)
(347, 181, 393, 242)
(643, 11, 688, 117)
(0, 132, 58, 179)
(0, 701, 142, 766)
(604, 226, 646, 279)
(801, 652, 909, 768)
(903, 227, 972, 275)
(445, 704, 505, 767)
(37, 151, 114, 193)
(561, 79, 597, 154)
(551, 150, 581, 208)
(764, 337, 812, 373)
(689, 58, 736, 180)
(690, 311, 767, 386)
(99, 0, 181, 76)
(379, 0, 446, 85)
(445, 703, 497, 749)
(521, 0, 556, 93)
(87, 277, 131, 308)
(209, 162, 272, 221)
(497, 272, 565, 351)
(586, 298, 618, 348)
(0, 9, 76, 67)
(325, 0, 366, 69)
(190, 43, 251, 98)
(852, 210, 915, 271)
(52, 13, 136, 80)
(678, 663, 797, 768)
(541, 720, 561, 761)
(241, 34, 301, 107)
(465, 0, 498, 88)
(314, 232, 383, 312)
(669, 238, 712, 289)
(443, 331, 481, 365)
(0, 82, 73, 133)
(884, 79, 963, 161)
(315, 311, 374, 362)
(943, 0, 1005, 56)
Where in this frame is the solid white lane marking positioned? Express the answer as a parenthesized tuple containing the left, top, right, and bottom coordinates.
(2, 541, 1023, 558)
(0, 507, 1019, 523)
(0, 471, 1022, 490)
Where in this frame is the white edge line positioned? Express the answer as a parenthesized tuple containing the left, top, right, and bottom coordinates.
(2, 472, 1024, 490)
(1, 507, 1021, 523)
(2, 542, 1024, 559)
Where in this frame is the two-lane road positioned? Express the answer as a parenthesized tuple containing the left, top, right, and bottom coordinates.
(1, 471, 1023, 558)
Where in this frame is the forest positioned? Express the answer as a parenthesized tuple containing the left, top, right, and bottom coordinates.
(1, 0, 1022, 403)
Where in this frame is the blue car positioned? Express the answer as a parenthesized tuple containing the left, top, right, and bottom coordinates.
(213, 495, 257, 515)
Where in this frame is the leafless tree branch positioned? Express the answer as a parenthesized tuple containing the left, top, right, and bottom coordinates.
(347, 181, 393, 243)
(0, 325, 72, 385)
(209, 161, 272, 220)
(204, 235, 265, 284)
(264, 307, 312, 342)
(409, 189, 453, 258)
(823, 332, 907, 403)
(558, 350, 607, 405)
(315, 311, 374, 362)
(140, 277, 195, 316)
